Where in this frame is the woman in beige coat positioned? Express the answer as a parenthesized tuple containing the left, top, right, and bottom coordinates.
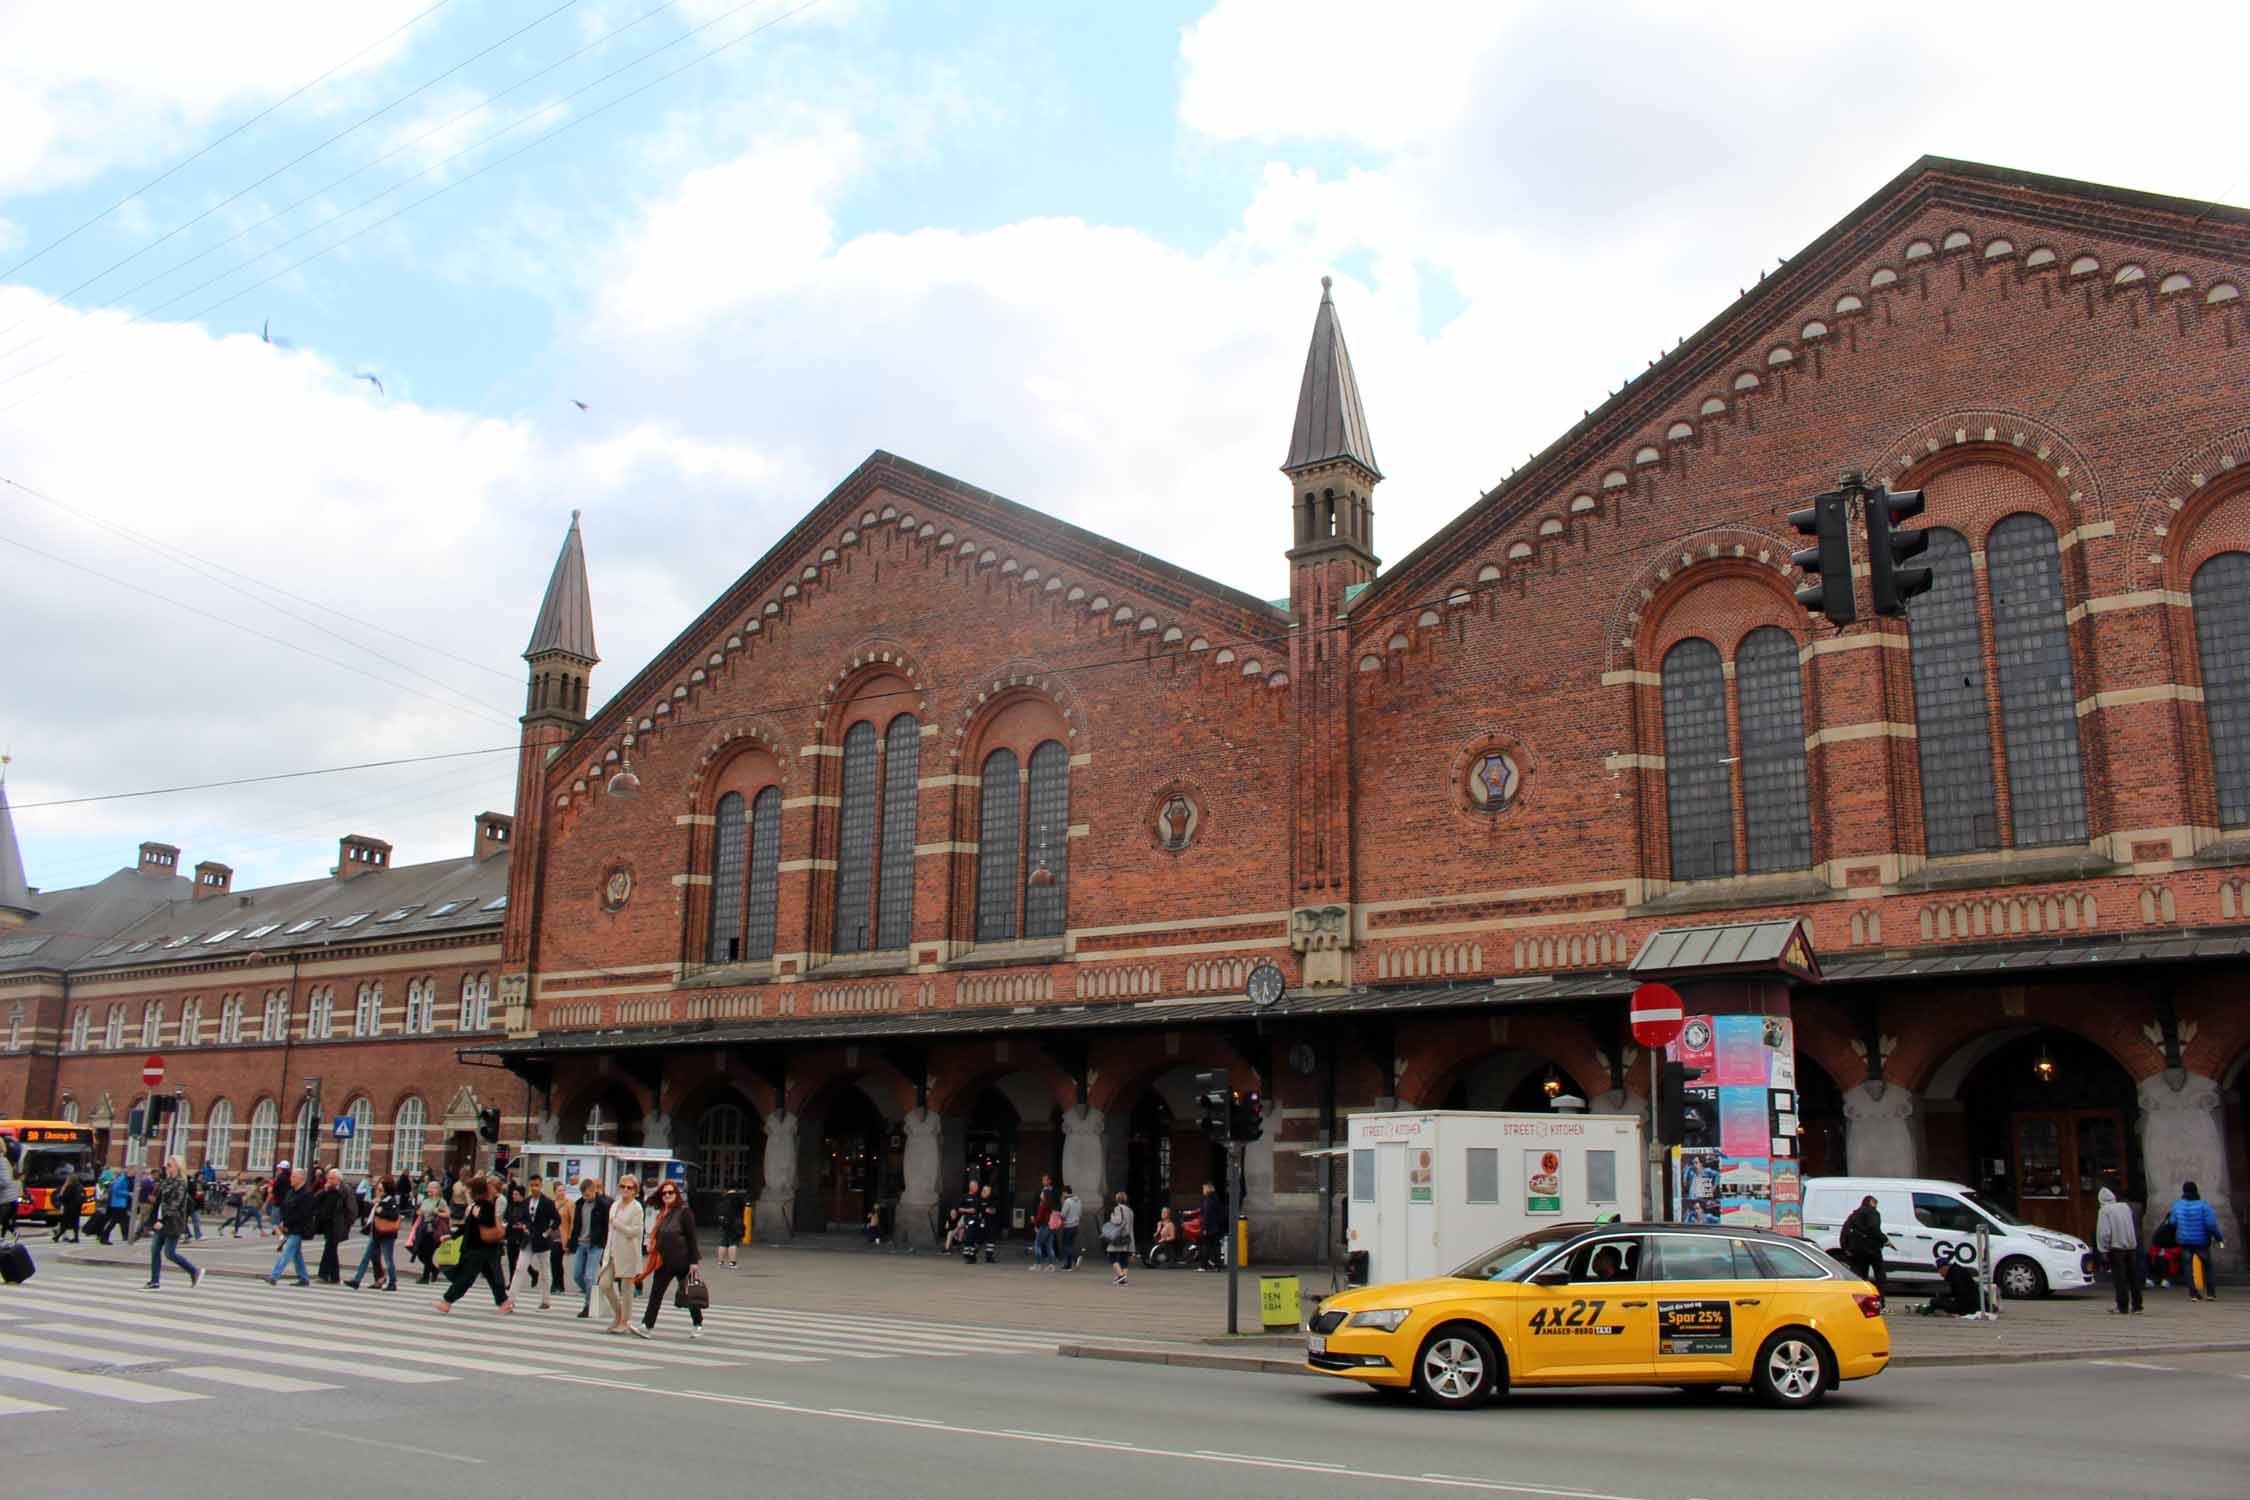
(597, 1175, 646, 1333)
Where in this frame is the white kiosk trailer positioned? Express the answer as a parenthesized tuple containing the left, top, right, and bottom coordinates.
(519, 1143, 683, 1198)
(1344, 1110, 1644, 1286)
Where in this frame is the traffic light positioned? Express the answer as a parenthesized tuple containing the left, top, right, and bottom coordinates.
(147, 1095, 176, 1127)
(1228, 1089, 1265, 1142)
(1656, 1061, 1709, 1146)
(1193, 1070, 1230, 1142)
(476, 1107, 501, 1143)
(1865, 483, 1931, 616)
(1788, 487, 1855, 626)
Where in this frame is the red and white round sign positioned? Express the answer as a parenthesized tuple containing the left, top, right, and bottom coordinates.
(1628, 983, 1685, 1049)
(141, 1055, 166, 1088)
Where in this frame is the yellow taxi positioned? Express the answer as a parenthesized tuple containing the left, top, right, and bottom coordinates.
(1306, 1222, 1888, 1409)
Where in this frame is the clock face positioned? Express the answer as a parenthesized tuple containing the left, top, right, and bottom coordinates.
(1247, 962, 1285, 1007)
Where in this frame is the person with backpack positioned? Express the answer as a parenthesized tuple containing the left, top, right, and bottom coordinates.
(1103, 1190, 1135, 1286)
(96, 1165, 134, 1245)
(434, 1173, 512, 1314)
(144, 1157, 203, 1290)
(1839, 1195, 1890, 1294)
(2164, 1181, 2226, 1301)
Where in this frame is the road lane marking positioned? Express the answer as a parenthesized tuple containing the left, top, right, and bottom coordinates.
(0, 1311, 449, 1383)
(293, 1427, 484, 1464)
(172, 1365, 338, 1394)
(2087, 1359, 2178, 1371)
(531, 1373, 1664, 1499)
(1202, 1450, 1346, 1469)
(0, 1330, 180, 1367)
(0, 1359, 205, 1405)
(1004, 1428, 1138, 1447)
(0, 1395, 64, 1417)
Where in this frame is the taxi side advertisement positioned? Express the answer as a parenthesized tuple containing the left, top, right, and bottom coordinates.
(1658, 1298, 1733, 1357)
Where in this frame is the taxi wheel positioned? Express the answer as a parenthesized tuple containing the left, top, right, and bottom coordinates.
(1750, 1329, 1831, 1409)
(1410, 1324, 1501, 1410)
(1995, 1256, 2047, 1300)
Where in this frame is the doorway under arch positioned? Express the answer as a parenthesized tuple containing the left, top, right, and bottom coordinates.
(1437, 1049, 1590, 1113)
(1927, 1028, 2140, 1243)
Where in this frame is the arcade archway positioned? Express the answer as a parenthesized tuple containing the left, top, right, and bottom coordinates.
(1926, 1027, 2139, 1243)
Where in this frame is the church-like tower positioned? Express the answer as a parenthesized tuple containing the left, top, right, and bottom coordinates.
(501, 512, 598, 1018)
(1283, 278, 1380, 986)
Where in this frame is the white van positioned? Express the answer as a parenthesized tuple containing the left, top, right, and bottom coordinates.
(1802, 1176, 2094, 1299)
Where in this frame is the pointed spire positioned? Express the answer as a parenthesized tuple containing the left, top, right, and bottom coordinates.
(1283, 276, 1381, 479)
(524, 509, 598, 663)
(0, 760, 34, 920)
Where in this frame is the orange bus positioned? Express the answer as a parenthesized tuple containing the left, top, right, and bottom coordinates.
(1, 1120, 99, 1222)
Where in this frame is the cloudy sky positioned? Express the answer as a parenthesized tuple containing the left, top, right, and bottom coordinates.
(4, 0, 2245, 893)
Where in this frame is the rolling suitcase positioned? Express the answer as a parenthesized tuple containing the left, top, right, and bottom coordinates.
(0, 1239, 34, 1284)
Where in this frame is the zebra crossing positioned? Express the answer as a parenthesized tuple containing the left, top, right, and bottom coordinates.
(0, 1264, 1060, 1419)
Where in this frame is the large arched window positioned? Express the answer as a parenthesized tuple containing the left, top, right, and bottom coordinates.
(393, 1096, 427, 1172)
(262, 989, 289, 1041)
(830, 706, 921, 957)
(205, 1098, 234, 1171)
(1736, 626, 1814, 873)
(104, 1004, 125, 1049)
(140, 1001, 163, 1049)
(1908, 528, 2000, 854)
(2193, 550, 2250, 825)
(178, 996, 202, 1045)
(339, 1096, 373, 1175)
(5, 1005, 21, 1052)
(705, 786, 784, 963)
(293, 1099, 316, 1165)
(975, 738, 1073, 941)
(352, 983, 382, 1037)
(308, 987, 334, 1038)
(698, 1103, 754, 1192)
(69, 1008, 89, 1050)
(1987, 513, 2088, 846)
(1661, 638, 1734, 881)
(247, 1099, 280, 1171)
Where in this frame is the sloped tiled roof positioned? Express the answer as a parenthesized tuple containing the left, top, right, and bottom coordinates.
(1283, 277, 1380, 478)
(0, 867, 192, 977)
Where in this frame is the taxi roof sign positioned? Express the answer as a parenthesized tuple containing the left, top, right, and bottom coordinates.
(1628, 917, 1821, 984)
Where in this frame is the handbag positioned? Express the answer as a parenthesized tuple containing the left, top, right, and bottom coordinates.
(1099, 1214, 1123, 1245)
(434, 1236, 462, 1269)
(677, 1269, 711, 1311)
(1047, 1210, 1063, 1232)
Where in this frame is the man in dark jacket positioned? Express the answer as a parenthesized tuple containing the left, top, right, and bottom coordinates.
(959, 1180, 984, 1265)
(313, 1172, 352, 1283)
(1197, 1182, 1224, 1272)
(504, 1177, 562, 1309)
(567, 1177, 610, 1318)
(1840, 1195, 1889, 1294)
(265, 1168, 315, 1285)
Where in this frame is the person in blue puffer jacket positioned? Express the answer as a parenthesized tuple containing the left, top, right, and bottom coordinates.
(2164, 1182, 2226, 1301)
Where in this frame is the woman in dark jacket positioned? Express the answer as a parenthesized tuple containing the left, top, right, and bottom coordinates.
(51, 1172, 85, 1243)
(632, 1179, 703, 1339)
(313, 1173, 352, 1283)
(346, 1175, 405, 1291)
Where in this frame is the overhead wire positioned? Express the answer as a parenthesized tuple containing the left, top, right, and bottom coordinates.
(0, 0, 583, 346)
(0, 0, 457, 284)
(0, 0, 826, 413)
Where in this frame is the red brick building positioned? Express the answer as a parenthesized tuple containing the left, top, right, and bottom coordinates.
(13, 158, 2248, 1267)
(0, 811, 532, 1183)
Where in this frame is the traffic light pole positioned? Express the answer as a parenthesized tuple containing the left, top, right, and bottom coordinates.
(1226, 1139, 1244, 1335)
(1651, 1049, 1669, 1222)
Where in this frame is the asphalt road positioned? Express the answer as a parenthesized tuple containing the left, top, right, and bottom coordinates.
(2, 1261, 2238, 1499)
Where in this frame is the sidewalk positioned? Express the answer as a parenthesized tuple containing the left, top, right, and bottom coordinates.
(44, 1230, 2250, 1369)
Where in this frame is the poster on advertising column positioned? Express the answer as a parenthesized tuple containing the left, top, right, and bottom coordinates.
(1669, 1013, 1801, 1237)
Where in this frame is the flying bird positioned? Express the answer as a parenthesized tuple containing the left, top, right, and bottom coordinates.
(260, 318, 295, 349)
(353, 372, 384, 395)
(570, 399, 589, 411)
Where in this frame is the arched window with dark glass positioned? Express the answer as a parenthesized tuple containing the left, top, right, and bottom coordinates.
(975, 748, 1021, 943)
(876, 714, 921, 949)
(832, 721, 879, 954)
(1736, 626, 1813, 873)
(1987, 513, 2088, 846)
(705, 792, 748, 962)
(2195, 552, 2250, 825)
(1909, 528, 2000, 854)
(1023, 740, 1071, 937)
(1662, 638, 1734, 882)
(743, 786, 782, 960)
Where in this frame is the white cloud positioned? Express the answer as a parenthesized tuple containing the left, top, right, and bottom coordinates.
(0, 3, 438, 196)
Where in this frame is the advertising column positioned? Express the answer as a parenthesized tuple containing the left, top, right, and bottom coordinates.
(1669, 1014, 1802, 1235)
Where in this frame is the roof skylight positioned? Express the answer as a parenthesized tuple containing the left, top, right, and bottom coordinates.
(331, 912, 373, 930)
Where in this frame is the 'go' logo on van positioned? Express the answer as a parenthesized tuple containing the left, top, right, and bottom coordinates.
(1930, 1241, 1976, 1266)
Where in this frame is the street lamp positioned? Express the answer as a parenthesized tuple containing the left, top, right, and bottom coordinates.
(606, 756, 643, 798)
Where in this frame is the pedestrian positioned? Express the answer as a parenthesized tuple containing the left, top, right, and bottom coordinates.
(1030, 1175, 1057, 1271)
(1197, 1180, 1223, 1272)
(504, 1176, 560, 1310)
(2164, 1181, 2226, 1301)
(129, 1165, 158, 1242)
(598, 1175, 645, 1334)
(716, 1184, 746, 1269)
(224, 1177, 260, 1236)
(958, 1179, 983, 1265)
(185, 1172, 205, 1241)
(144, 1157, 203, 1290)
(50, 1169, 84, 1244)
(1103, 1190, 1135, 1285)
(566, 1176, 609, 1318)
(354, 1173, 374, 1231)
(264, 1168, 316, 1286)
(978, 1182, 999, 1264)
(435, 1174, 513, 1314)
(1060, 1184, 1082, 1269)
(1840, 1194, 1890, 1295)
(633, 1179, 704, 1340)
(2095, 1186, 2143, 1315)
(313, 1170, 352, 1283)
(410, 1179, 450, 1284)
(0, 1139, 19, 1241)
(97, 1165, 134, 1245)
(347, 1174, 405, 1291)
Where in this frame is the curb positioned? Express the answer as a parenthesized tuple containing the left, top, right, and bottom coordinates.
(1055, 1337, 2250, 1375)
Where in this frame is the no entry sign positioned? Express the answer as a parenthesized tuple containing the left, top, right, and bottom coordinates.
(141, 1055, 166, 1088)
(1628, 983, 1685, 1049)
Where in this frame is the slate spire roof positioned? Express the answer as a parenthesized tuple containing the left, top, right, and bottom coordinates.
(0, 767, 32, 917)
(524, 509, 598, 663)
(1283, 276, 1381, 479)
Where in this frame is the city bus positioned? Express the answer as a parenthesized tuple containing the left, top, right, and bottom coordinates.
(1, 1120, 100, 1223)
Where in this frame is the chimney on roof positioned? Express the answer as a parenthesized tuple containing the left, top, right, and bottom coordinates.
(475, 812, 513, 862)
(139, 842, 180, 878)
(336, 834, 392, 880)
(192, 861, 233, 901)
